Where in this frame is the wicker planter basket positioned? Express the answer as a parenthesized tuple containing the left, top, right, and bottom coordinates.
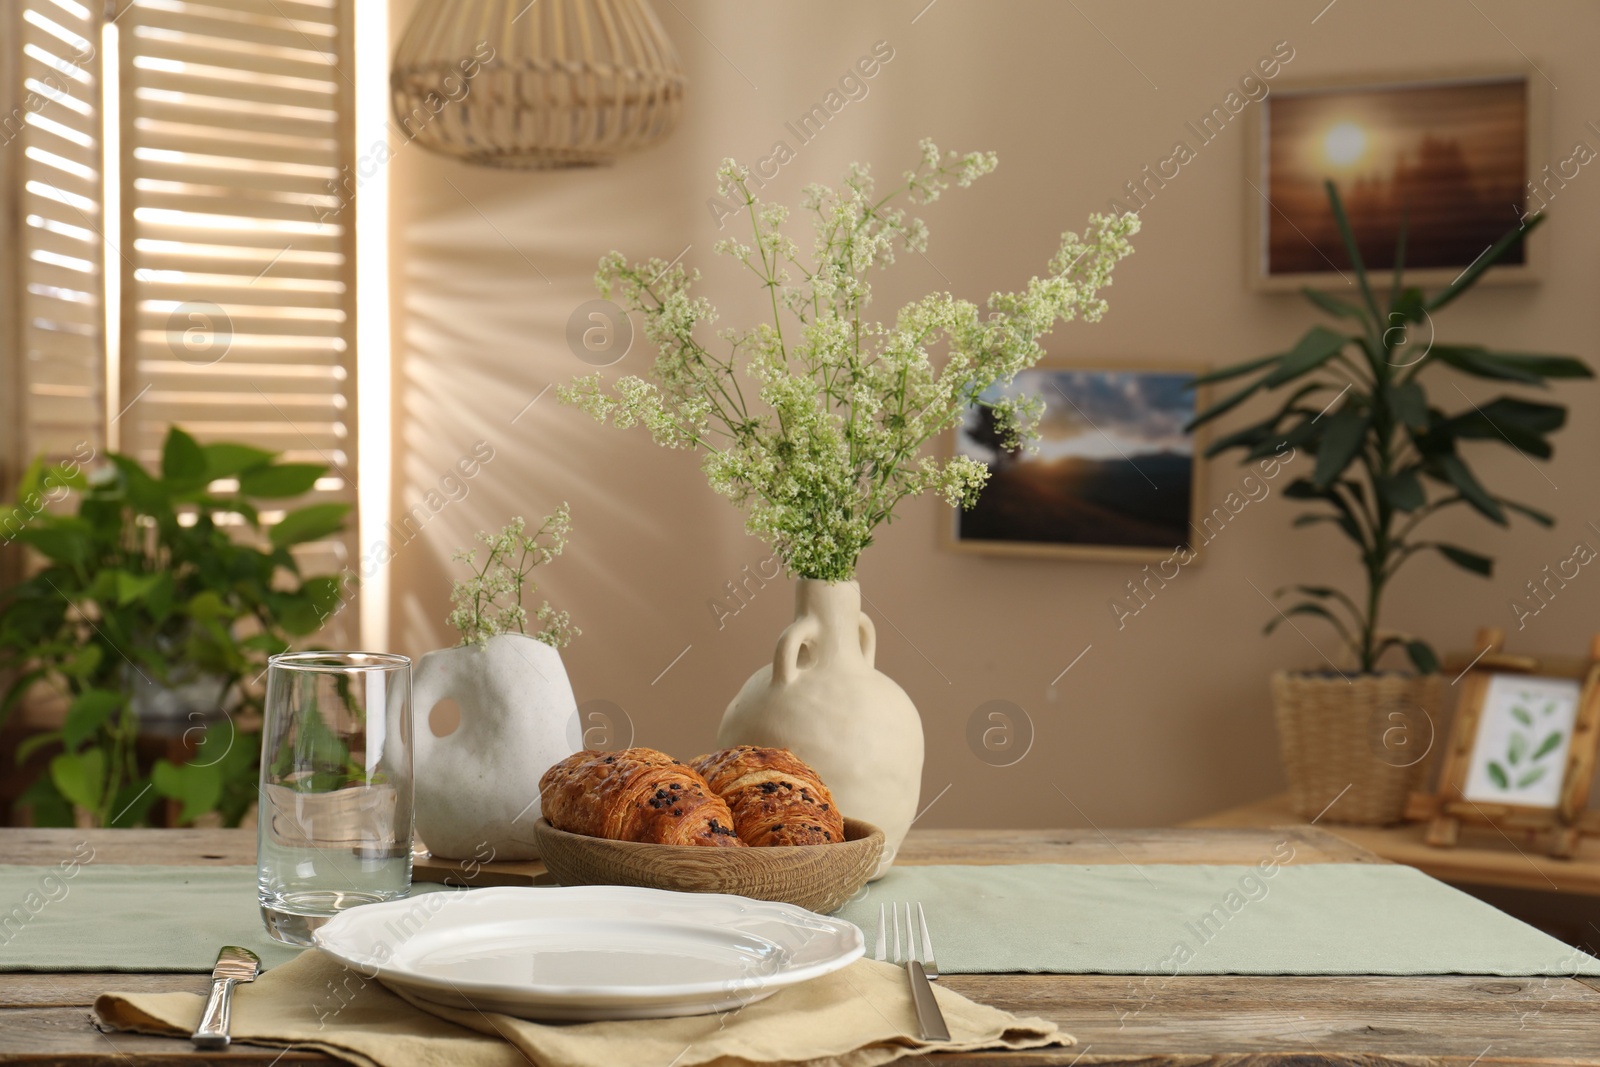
(1271, 670, 1443, 826)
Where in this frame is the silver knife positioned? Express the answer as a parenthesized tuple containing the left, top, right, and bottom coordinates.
(191, 946, 261, 1049)
(905, 959, 950, 1042)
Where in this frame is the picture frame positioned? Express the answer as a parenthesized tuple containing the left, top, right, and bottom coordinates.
(1244, 66, 1548, 292)
(1416, 628, 1600, 858)
(941, 363, 1208, 563)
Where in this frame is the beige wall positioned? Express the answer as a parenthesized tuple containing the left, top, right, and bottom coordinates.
(386, 0, 1600, 829)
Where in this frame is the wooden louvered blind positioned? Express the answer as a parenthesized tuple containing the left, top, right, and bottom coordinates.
(2, 0, 362, 639)
(6, 0, 106, 468)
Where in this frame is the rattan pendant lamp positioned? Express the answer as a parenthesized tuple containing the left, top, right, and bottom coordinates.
(392, 0, 686, 168)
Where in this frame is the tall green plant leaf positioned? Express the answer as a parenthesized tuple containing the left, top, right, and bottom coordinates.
(161, 427, 208, 483)
(1263, 326, 1350, 386)
(1312, 407, 1368, 488)
(1323, 180, 1382, 324)
(1425, 213, 1543, 313)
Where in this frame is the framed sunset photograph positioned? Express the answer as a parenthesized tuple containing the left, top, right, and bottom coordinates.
(946, 366, 1203, 562)
(1247, 69, 1544, 289)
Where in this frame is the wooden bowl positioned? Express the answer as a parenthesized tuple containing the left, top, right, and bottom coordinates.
(531, 817, 884, 914)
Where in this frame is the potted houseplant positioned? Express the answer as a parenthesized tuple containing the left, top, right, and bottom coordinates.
(412, 510, 580, 860)
(561, 140, 1139, 866)
(0, 427, 349, 827)
(1188, 183, 1590, 824)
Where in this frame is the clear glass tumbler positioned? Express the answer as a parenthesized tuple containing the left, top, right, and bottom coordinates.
(257, 651, 413, 945)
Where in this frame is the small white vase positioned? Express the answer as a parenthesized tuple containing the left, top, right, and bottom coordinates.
(412, 633, 579, 860)
(718, 579, 923, 876)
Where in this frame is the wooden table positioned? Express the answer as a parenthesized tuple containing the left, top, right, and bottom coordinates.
(5, 826, 1600, 1065)
(1186, 792, 1600, 896)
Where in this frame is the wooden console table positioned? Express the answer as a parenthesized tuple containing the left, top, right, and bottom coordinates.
(1188, 792, 1600, 896)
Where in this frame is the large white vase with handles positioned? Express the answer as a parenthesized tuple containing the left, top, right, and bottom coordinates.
(718, 579, 923, 876)
(411, 633, 579, 860)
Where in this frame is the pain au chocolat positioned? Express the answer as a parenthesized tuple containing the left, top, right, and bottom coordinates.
(538, 747, 744, 846)
(691, 745, 845, 846)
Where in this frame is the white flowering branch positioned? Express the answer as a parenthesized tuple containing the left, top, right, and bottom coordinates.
(447, 506, 578, 648)
(560, 139, 1139, 581)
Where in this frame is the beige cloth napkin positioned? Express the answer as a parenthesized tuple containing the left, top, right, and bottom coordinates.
(95, 950, 1068, 1067)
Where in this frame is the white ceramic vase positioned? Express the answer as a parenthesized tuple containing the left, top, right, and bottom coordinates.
(412, 633, 579, 860)
(718, 580, 923, 876)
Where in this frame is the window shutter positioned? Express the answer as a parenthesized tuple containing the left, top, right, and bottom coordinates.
(6, 0, 107, 467)
(112, 0, 361, 639)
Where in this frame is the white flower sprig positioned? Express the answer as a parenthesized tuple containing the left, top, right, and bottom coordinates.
(559, 139, 1139, 581)
(447, 506, 578, 648)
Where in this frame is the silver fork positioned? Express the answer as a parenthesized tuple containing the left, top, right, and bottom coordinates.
(875, 902, 950, 1041)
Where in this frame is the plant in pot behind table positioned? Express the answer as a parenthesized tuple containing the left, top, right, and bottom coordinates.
(1188, 183, 1591, 825)
(412, 507, 581, 860)
(561, 140, 1140, 870)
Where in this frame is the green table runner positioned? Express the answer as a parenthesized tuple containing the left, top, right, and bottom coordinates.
(836, 863, 1600, 976)
(4, 862, 1595, 976)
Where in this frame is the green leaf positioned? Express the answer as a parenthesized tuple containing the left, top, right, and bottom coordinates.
(1190, 353, 1282, 387)
(1263, 326, 1351, 387)
(61, 645, 104, 682)
(18, 773, 73, 827)
(1390, 286, 1425, 325)
(1203, 383, 1324, 457)
(15, 730, 63, 766)
(1186, 375, 1270, 430)
(1502, 498, 1555, 527)
(161, 427, 208, 483)
(62, 689, 124, 750)
(1432, 346, 1590, 385)
(1508, 733, 1527, 765)
(1324, 180, 1382, 322)
(1388, 209, 1409, 308)
(109, 455, 168, 513)
(1263, 601, 1355, 647)
(106, 779, 158, 828)
(1510, 706, 1533, 727)
(1405, 640, 1439, 675)
(1387, 381, 1428, 431)
(152, 758, 224, 825)
(1426, 213, 1543, 313)
(1301, 287, 1364, 320)
(1435, 455, 1506, 525)
(14, 519, 92, 567)
(186, 590, 227, 621)
(239, 463, 326, 499)
(1377, 469, 1425, 512)
(115, 570, 166, 606)
(1435, 543, 1493, 577)
(202, 442, 277, 480)
(1312, 407, 1368, 488)
(49, 748, 106, 812)
(1516, 766, 1548, 789)
(1532, 731, 1563, 761)
(269, 503, 350, 548)
(1472, 397, 1566, 435)
(1486, 761, 1509, 790)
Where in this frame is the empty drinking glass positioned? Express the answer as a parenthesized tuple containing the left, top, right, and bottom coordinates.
(257, 652, 413, 945)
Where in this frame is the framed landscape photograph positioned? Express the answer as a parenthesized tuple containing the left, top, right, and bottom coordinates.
(946, 365, 1202, 562)
(1246, 69, 1545, 290)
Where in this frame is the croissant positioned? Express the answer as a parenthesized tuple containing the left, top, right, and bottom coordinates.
(539, 747, 745, 846)
(691, 746, 845, 846)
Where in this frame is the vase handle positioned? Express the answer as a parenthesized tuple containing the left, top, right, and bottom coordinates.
(773, 617, 822, 686)
(409, 652, 454, 769)
(859, 612, 876, 669)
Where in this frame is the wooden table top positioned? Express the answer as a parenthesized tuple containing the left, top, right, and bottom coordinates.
(1186, 792, 1600, 896)
(4, 826, 1600, 1066)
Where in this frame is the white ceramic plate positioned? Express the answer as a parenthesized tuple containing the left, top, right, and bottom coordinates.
(312, 885, 864, 1020)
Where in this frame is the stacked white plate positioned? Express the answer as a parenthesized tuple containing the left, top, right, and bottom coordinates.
(313, 885, 864, 1021)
